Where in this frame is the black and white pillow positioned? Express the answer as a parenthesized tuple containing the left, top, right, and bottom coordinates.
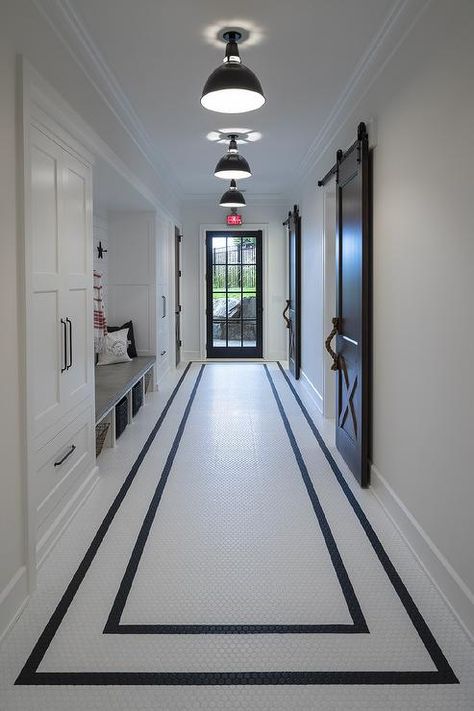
(107, 321, 138, 358)
(97, 328, 132, 365)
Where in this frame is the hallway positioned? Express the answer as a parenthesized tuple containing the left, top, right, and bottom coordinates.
(1, 363, 472, 709)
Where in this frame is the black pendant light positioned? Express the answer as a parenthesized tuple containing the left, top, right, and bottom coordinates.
(201, 31, 265, 114)
(214, 135, 251, 180)
(219, 179, 246, 207)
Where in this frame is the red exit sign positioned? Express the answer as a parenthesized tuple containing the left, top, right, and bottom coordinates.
(226, 213, 243, 225)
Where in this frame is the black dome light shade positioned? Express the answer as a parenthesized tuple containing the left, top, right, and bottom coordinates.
(201, 31, 265, 114)
(219, 179, 246, 207)
(214, 135, 252, 180)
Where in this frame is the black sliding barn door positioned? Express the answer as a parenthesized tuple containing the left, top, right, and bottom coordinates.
(284, 206, 301, 379)
(329, 123, 370, 486)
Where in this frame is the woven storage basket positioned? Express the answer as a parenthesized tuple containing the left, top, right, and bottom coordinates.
(145, 370, 153, 393)
(95, 422, 110, 457)
(132, 381, 143, 417)
(115, 396, 128, 439)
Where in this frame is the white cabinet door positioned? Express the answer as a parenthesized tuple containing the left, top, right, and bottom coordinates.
(157, 282, 169, 361)
(29, 127, 93, 440)
(30, 128, 63, 438)
(60, 153, 94, 413)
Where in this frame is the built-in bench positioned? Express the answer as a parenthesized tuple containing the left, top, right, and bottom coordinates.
(95, 356, 156, 449)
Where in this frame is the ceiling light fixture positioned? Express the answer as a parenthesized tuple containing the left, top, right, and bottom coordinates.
(219, 179, 246, 207)
(201, 30, 265, 114)
(214, 134, 251, 179)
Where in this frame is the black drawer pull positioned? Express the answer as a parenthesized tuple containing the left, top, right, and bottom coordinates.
(54, 444, 76, 467)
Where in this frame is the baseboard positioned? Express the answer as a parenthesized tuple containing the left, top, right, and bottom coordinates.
(371, 463, 474, 642)
(155, 360, 170, 387)
(0, 566, 29, 645)
(155, 356, 170, 389)
(182, 351, 201, 362)
(266, 351, 287, 362)
(37, 465, 99, 569)
(300, 369, 324, 414)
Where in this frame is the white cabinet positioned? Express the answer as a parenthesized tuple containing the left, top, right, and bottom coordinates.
(30, 127, 94, 443)
(26, 122, 95, 566)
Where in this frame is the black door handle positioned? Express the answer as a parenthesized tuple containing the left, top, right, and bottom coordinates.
(60, 319, 67, 372)
(54, 444, 76, 467)
(325, 317, 340, 371)
(282, 299, 291, 329)
(66, 318, 72, 369)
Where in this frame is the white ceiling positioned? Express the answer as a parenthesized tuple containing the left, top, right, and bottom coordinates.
(68, 0, 398, 200)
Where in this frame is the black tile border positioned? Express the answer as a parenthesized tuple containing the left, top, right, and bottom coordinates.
(14, 362, 459, 686)
(104, 363, 366, 635)
(272, 361, 458, 685)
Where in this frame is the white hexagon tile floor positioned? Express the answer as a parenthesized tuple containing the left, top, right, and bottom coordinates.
(1, 362, 473, 711)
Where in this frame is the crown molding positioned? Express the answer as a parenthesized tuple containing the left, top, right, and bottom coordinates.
(182, 193, 290, 207)
(31, 0, 183, 205)
(293, 0, 433, 187)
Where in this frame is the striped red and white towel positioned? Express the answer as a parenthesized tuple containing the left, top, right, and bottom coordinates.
(93, 270, 107, 353)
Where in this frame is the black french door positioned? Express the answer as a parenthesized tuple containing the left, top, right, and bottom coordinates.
(206, 230, 263, 358)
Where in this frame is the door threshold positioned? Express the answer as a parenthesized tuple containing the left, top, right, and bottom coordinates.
(200, 358, 275, 363)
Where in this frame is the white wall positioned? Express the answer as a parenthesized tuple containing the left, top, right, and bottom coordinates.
(108, 212, 157, 357)
(0, 0, 180, 640)
(293, 0, 474, 635)
(93, 211, 110, 314)
(180, 202, 288, 361)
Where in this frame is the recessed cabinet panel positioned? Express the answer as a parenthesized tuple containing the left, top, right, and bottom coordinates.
(32, 291, 61, 430)
(63, 288, 90, 406)
(31, 144, 59, 275)
(62, 165, 88, 276)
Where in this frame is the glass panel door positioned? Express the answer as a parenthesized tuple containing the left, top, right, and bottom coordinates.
(206, 231, 263, 358)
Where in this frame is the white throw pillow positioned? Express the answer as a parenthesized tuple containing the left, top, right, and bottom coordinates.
(97, 328, 132, 365)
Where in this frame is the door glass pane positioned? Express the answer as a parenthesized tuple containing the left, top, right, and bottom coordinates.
(227, 237, 241, 264)
(213, 264, 226, 291)
(212, 237, 227, 263)
(242, 264, 256, 293)
(228, 297, 241, 320)
(243, 320, 257, 347)
(227, 265, 241, 294)
(242, 237, 256, 263)
(212, 293, 227, 319)
(228, 321, 242, 347)
(242, 294, 256, 318)
(213, 321, 226, 347)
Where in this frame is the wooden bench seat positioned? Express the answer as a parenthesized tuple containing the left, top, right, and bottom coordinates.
(95, 356, 156, 449)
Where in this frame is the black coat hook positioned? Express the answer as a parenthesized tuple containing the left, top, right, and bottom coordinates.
(97, 241, 108, 259)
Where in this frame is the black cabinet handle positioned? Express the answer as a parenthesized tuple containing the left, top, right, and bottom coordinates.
(54, 444, 76, 467)
(162, 295, 166, 318)
(60, 319, 67, 372)
(66, 317, 72, 369)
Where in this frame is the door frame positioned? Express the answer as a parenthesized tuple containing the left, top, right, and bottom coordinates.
(174, 226, 182, 367)
(199, 224, 269, 360)
(322, 181, 337, 419)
